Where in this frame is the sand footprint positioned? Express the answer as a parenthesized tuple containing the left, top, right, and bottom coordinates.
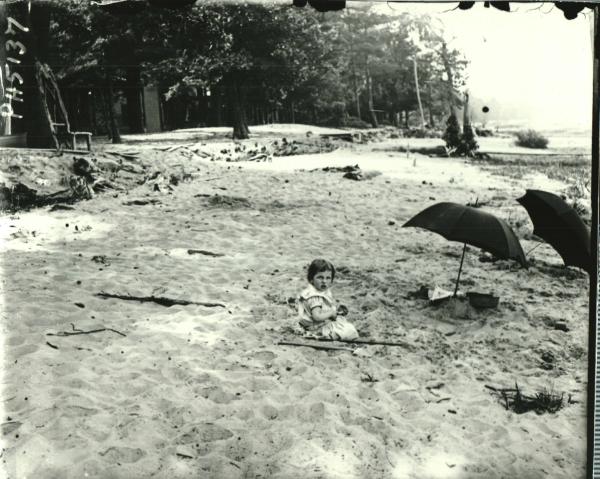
(196, 384, 236, 404)
(177, 423, 234, 443)
(261, 404, 280, 420)
(99, 446, 146, 464)
(296, 402, 326, 422)
(7, 343, 39, 358)
(250, 350, 276, 362)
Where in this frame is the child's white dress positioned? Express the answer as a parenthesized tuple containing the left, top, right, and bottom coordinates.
(297, 284, 359, 340)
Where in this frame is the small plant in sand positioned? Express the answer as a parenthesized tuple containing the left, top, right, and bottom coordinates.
(515, 129, 549, 149)
(490, 383, 565, 414)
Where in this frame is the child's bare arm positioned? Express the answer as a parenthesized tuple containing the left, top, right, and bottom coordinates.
(310, 305, 337, 322)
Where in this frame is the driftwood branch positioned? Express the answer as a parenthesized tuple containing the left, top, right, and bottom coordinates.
(277, 341, 354, 352)
(314, 337, 415, 349)
(96, 292, 226, 308)
(187, 249, 224, 257)
(176, 453, 194, 459)
(484, 384, 518, 393)
(47, 327, 126, 337)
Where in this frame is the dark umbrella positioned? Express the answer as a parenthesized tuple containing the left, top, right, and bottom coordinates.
(516, 189, 591, 273)
(403, 202, 527, 296)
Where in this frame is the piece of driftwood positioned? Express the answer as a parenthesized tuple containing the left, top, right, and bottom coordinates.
(176, 453, 194, 459)
(187, 249, 224, 257)
(277, 341, 354, 352)
(49, 204, 75, 211)
(485, 384, 518, 393)
(96, 292, 226, 308)
(46, 341, 59, 349)
(123, 199, 162, 206)
(314, 337, 415, 349)
(47, 327, 126, 337)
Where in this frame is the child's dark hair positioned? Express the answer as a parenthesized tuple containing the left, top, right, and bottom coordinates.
(307, 259, 335, 282)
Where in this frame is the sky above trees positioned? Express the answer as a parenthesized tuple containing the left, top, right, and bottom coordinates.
(374, 2, 593, 131)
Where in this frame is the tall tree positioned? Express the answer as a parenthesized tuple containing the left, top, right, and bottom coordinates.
(46, 2, 467, 137)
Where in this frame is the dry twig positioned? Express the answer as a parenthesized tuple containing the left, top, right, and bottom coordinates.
(47, 327, 126, 337)
(187, 249, 224, 257)
(277, 341, 354, 352)
(315, 337, 415, 349)
(96, 292, 226, 308)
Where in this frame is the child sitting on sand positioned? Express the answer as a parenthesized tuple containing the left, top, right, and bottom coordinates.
(297, 259, 359, 340)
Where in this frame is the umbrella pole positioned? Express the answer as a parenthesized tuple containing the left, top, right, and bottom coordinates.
(453, 242, 468, 297)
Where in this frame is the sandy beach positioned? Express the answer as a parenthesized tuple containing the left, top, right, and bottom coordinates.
(0, 125, 590, 478)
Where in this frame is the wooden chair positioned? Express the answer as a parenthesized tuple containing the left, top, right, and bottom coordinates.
(35, 62, 93, 151)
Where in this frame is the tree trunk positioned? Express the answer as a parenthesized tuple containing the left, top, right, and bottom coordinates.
(366, 60, 378, 128)
(89, 89, 98, 135)
(3, 1, 54, 147)
(125, 67, 144, 133)
(352, 62, 361, 120)
(231, 81, 249, 140)
(440, 41, 458, 117)
(106, 72, 122, 144)
(349, 40, 362, 120)
(462, 91, 470, 133)
(412, 56, 425, 129)
(427, 82, 435, 128)
(99, 90, 110, 137)
(215, 87, 223, 126)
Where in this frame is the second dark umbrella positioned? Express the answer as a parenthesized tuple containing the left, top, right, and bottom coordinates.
(517, 189, 591, 273)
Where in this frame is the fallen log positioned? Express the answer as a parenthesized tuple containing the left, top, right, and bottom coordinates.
(96, 292, 226, 308)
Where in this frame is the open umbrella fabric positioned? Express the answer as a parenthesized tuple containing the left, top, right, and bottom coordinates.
(517, 189, 591, 273)
(403, 202, 527, 266)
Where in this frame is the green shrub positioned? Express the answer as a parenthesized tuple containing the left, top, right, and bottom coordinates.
(515, 129, 549, 149)
(320, 101, 348, 127)
(345, 116, 371, 129)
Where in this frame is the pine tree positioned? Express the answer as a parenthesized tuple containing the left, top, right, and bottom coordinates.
(459, 123, 478, 156)
(442, 112, 461, 153)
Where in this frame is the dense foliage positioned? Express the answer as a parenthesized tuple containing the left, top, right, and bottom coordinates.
(42, 1, 468, 140)
(515, 129, 549, 149)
